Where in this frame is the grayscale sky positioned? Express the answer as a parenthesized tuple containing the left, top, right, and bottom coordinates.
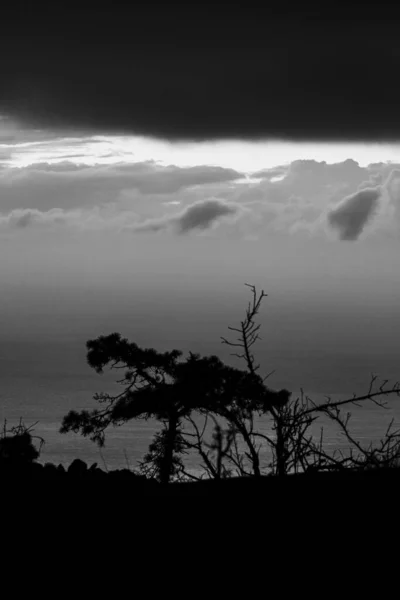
(3, 4, 400, 474)
(2, 4, 400, 402)
(1, 117, 400, 396)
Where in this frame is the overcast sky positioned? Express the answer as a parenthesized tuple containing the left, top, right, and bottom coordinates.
(1, 117, 400, 395)
(1, 4, 400, 399)
(2, 4, 400, 141)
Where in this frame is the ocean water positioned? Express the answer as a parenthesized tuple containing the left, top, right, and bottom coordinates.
(1, 338, 400, 474)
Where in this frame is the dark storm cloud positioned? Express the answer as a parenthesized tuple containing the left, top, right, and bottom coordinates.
(2, 6, 400, 141)
(124, 199, 243, 234)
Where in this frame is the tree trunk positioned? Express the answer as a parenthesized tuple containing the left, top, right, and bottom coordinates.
(222, 408, 261, 477)
(160, 412, 178, 485)
(275, 414, 286, 477)
(240, 425, 261, 477)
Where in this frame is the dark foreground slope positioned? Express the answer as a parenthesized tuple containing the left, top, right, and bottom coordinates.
(2, 459, 400, 507)
(2, 462, 397, 572)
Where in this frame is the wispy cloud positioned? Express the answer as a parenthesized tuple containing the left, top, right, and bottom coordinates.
(0, 208, 70, 229)
(0, 206, 139, 233)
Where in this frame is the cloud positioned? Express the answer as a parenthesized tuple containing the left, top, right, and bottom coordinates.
(0, 208, 69, 229)
(0, 199, 244, 238)
(327, 186, 382, 241)
(2, 158, 400, 242)
(2, 7, 400, 141)
(229, 159, 369, 210)
(0, 206, 141, 233)
(326, 168, 400, 241)
(123, 198, 244, 235)
(0, 161, 243, 211)
(0, 150, 11, 162)
(251, 166, 289, 181)
(385, 169, 400, 205)
(177, 199, 241, 233)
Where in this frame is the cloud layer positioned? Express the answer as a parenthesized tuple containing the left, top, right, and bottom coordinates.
(1, 156, 400, 242)
(0, 161, 243, 211)
(2, 7, 400, 141)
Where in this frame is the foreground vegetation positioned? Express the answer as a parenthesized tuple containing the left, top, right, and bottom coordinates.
(2, 284, 400, 498)
(60, 284, 400, 482)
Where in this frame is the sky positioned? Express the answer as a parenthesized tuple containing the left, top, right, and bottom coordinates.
(1, 116, 400, 398)
(1, 4, 400, 409)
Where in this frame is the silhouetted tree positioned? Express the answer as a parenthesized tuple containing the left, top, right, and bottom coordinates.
(288, 377, 400, 473)
(61, 284, 400, 482)
(185, 283, 400, 478)
(219, 284, 400, 476)
(176, 285, 291, 479)
(60, 334, 278, 483)
(138, 426, 187, 480)
(218, 284, 291, 475)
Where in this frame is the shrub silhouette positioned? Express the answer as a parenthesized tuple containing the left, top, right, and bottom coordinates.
(0, 419, 44, 466)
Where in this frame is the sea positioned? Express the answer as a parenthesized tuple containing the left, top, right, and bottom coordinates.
(1, 338, 400, 475)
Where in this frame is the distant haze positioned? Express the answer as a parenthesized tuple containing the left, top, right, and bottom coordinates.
(1, 123, 400, 401)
